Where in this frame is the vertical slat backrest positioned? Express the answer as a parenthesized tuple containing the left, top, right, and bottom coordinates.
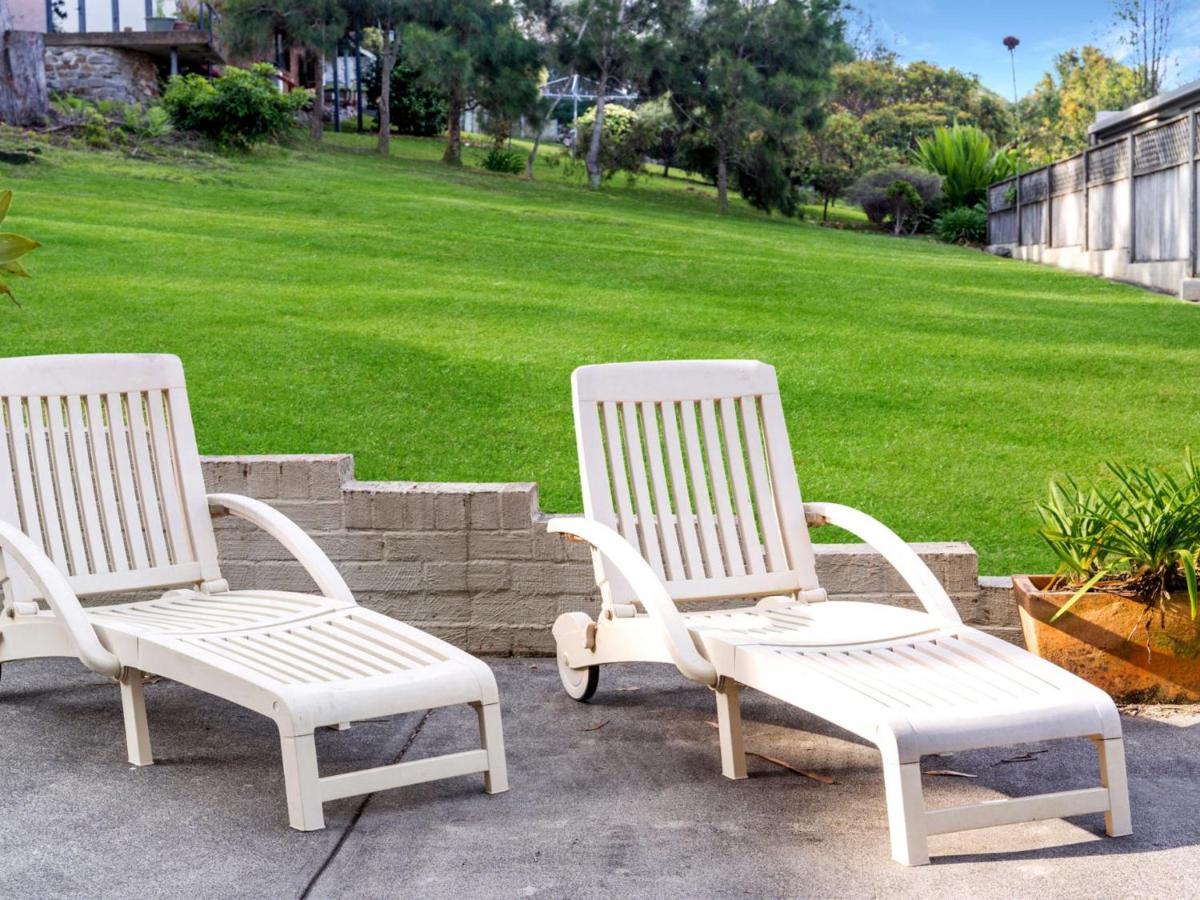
(572, 361, 819, 606)
(0, 355, 222, 607)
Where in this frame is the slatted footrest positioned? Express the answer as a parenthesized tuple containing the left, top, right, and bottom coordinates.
(925, 787, 1112, 836)
(319, 749, 490, 803)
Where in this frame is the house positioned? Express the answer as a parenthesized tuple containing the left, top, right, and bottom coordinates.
(8, 0, 224, 104)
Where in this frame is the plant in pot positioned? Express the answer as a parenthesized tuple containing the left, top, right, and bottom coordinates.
(146, 0, 177, 32)
(1015, 451, 1200, 703)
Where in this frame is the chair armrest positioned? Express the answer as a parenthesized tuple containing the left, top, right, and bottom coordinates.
(803, 502, 962, 623)
(548, 517, 718, 686)
(0, 521, 121, 678)
(207, 493, 354, 605)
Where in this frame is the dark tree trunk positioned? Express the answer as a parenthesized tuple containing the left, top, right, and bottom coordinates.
(310, 49, 325, 142)
(525, 131, 543, 179)
(716, 154, 729, 214)
(377, 45, 396, 156)
(585, 62, 608, 190)
(0, 29, 49, 127)
(443, 91, 462, 165)
(822, 197, 829, 221)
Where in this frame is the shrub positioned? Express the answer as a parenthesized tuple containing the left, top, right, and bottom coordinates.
(913, 123, 1015, 209)
(849, 165, 941, 231)
(933, 203, 988, 244)
(575, 105, 649, 181)
(480, 146, 523, 175)
(163, 64, 311, 149)
(1037, 450, 1200, 623)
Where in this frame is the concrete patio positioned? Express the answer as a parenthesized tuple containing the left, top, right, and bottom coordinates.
(1, 656, 1197, 899)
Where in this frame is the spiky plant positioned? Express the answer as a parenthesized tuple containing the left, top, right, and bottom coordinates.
(1036, 450, 1200, 624)
(0, 190, 40, 306)
(913, 123, 1016, 209)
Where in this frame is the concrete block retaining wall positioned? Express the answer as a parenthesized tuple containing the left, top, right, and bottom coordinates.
(200, 454, 1019, 654)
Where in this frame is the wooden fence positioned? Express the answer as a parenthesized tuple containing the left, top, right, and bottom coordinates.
(988, 109, 1199, 291)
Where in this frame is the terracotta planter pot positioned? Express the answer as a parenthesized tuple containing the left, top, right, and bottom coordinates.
(1014, 574, 1200, 703)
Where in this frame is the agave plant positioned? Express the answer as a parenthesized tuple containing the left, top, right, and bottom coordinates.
(1036, 450, 1200, 623)
(913, 123, 1015, 209)
(0, 190, 40, 306)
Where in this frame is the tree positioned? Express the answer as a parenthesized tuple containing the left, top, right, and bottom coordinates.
(1017, 46, 1142, 163)
(637, 95, 687, 177)
(0, 0, 49, 126)
(224, 0, 347, 142)
(1111, 0, 1174, 98)
(365, 57, 448, 137)
(800, 111, 871, 219)
(557, 0, 683, 189)
(344, 0, 412, 155)
(404, 0, 537, 165)
(671, 0, 848, 214)
(829, 56, 1014, 158)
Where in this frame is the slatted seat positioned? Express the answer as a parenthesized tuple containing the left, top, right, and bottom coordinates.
(550, 360, 1130, 865)
(0, 354, 507, 831)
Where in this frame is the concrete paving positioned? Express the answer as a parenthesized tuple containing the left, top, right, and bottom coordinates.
(1, 656, 1198, 899)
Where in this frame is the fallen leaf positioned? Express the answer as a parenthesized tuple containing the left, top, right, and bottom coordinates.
(747, 751, 834, 785)
(994, 750, 1048, 765)
(582, 720, 609, 732)
(616, 686, 641, 692)
(925, 769, 977, 778)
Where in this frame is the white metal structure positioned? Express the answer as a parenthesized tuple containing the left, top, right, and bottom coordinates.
(0, 354, 507, 830)
(551, 360, 1131, 865)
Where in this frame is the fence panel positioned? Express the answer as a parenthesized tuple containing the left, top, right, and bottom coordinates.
(1051, 192, 1085, 247)
(1133, 166, 1188, 261)
(989, 209, 1017, 244)
(1088, 180, 1130, 251)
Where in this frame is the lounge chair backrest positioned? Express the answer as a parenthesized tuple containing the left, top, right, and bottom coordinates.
(0, 354, 222, 608)
(571, 360, 820, 606)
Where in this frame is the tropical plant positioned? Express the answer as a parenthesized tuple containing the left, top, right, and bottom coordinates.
(0, 190, 39, 306)
(163, 64, 311, 149)
(933, 203, 988, 244)
(479, 146, 524, 174)
(1036, 450, 1200, 624)
(913, 122, 1015, 208)
(848, 164, 940, 230)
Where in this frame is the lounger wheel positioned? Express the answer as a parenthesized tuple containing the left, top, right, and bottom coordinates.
(558, 651, 599, 701)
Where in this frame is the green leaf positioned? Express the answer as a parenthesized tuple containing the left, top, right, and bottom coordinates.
(1049, 569, 1108, 623)
(1181, 550, 1198, 620)
(0, 233, 40, 265)
(0, 191, 11, 225)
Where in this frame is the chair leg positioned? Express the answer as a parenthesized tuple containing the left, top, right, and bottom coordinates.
(715, 679, 747, 780)
(280, 732, 325, 831)
(1095, 736, 1132, 837)
(119, 669, 153, 767)
(880, 749, 929, 866)
(475, 702, 509, 794)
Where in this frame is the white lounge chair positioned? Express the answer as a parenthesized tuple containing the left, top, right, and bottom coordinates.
(550, 360, 1131, 865)
(0, 354, 507, 830)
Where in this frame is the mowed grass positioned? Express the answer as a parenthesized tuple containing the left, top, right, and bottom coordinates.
(2, 131, 1198, 574)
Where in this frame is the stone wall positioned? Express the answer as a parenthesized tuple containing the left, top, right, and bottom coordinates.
(45, 46, 159, 104)
(201, 454, 1018, 654)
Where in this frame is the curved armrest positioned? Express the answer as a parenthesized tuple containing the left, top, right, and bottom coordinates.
(0, 521, 121, 678)
(548, 517, 717, 686)
(207, 493, 354, 605)
(804, 502, 962, 624)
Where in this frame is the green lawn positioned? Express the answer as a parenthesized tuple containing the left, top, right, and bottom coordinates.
(2, 131, 1198, 574)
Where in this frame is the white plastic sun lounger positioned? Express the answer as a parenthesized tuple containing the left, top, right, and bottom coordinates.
(550, 360, 1130, 865)
(0, 354, 507, 830)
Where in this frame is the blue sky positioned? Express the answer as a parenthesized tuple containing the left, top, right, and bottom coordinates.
(853, 0, 1200, 99)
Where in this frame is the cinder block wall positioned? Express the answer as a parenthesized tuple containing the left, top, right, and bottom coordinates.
(202, 455, 1018, 653)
